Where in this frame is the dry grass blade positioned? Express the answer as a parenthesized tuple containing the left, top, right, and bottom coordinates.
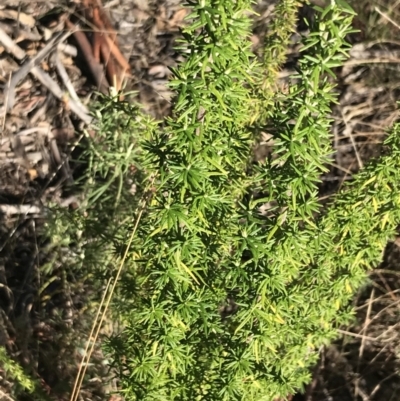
(70, 175, 157, 401)
(336, 329, 378, 342)
(375, 6, 400, 31)
(54, 52, 86, 108)
(369, 371, 398, 398)
(70, 278, 111, 401)
(375, 271, 397, 301)
(358, 288, 375, 360)
(49, 136, 73, 183)
(344, 57, 400, 66)
(2, 72, 11, 135)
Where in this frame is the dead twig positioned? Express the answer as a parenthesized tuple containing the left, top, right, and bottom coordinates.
(0, 27, 26, 59)
(337, 329, 378, 342)
(32, 67, 92, 124)
(358, 289, 375, 368)
(2, 29, 70, 111)
(100, 39, 119, 89)
(49, 136, 73, 184)
(2, 72, 11, 135)
(65, 19, 109, 93)
(375, 271, 398, 301)
(16, 127, 50, 137)
(54, 51, 89, 114)
(0, 204, 42, 215)
(340, 108, 364, 170)
(1, 26, 91, 123)
(375, 6, 400, 31)
(344, 57, 400, 66)
(91, 3, 130, 90)
(369, 371, 399, 398)
(94, 0, 117, 42)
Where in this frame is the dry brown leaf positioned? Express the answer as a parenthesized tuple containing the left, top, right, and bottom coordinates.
(41, 61, 50, 71)
(132, 0, 149, 11)
(42, 28, 52, 41)
(132, 9, 149, 24)
(250, 34, 260, 48)
(25, 48, 38, 57)
(156, 5, 168, 31)
(169, 9, 188, 28)
(148, 65, 168, 78)
(28, 169, 38, 180)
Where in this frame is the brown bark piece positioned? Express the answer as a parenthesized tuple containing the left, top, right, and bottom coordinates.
(91, 3, 131, 75)
(65, 19, 108, 93)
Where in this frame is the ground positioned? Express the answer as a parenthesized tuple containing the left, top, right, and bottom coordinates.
(0, 0, 400, 400)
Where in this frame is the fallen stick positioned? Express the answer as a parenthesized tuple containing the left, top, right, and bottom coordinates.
(94, 0, 117, 42)
(100, 38, 120, 90)
(0, 26, 26, 59)
(92, 3, 131, 76)
(54, 51, 89, 115)
(65, 19, 109, 93)
(0, 204, 42, 215)
(102, 27, 131, 74)
(49, 136, 73, 184)
(0, 28, 92, 124)
(2, 29, 70, 111)
(92, 30, 102, 62)
(16, 127, 51, 136)
(31, 66, 92, 124)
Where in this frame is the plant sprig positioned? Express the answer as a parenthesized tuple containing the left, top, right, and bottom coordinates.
(41, 1, 400, 400)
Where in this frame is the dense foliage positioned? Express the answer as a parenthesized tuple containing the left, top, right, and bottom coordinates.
(46, 1, 400, 400)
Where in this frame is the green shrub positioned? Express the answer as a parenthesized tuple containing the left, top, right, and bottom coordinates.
(53, 0, 400, 400)
(0, 346, 37, 396)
